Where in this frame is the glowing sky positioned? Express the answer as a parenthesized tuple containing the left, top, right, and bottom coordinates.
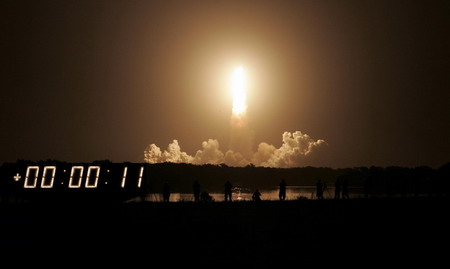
(1, 0, 449, 168)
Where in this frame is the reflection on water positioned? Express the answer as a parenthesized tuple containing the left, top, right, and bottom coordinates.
(142, 186, 364, 202)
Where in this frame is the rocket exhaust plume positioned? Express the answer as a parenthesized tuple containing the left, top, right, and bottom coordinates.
(144, 66, 327, 167)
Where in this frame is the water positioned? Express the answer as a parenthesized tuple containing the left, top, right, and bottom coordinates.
(139, 186, 365, 202)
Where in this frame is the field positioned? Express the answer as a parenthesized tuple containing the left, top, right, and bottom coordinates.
(1, 197, 448, 267)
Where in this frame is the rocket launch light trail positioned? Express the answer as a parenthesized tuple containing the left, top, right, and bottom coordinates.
(230, 66, 247, 116)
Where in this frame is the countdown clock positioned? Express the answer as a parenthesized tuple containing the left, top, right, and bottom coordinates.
(0, 162, 148, 202)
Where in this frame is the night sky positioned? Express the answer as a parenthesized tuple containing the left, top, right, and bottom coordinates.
(1, 0, 449, 168)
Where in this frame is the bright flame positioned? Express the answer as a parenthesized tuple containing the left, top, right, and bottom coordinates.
(230, 66, 247, 115)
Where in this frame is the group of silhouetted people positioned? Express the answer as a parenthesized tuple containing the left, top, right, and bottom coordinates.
(221, 179, 289, 202)
(161, 179, 291, 202)
(162, 178, 353, 202)
(247, 179, 289, 202)
(316, 178, 350, 199)
(157, 173, 450, 202)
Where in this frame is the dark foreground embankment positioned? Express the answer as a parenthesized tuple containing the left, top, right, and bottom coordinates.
(1, 198, 449, 267)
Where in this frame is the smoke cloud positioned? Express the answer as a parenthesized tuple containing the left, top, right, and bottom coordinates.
(144, 131, 327, 168)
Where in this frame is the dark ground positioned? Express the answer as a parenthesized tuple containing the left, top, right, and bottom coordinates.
(1, 198, 449, 267)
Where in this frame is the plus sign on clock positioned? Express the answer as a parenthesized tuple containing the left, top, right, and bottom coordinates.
(13, 173, 21, 181)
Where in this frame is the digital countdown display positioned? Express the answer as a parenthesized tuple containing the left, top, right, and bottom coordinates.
(0, 163, 148, 202)
(18, 165, 143, 189)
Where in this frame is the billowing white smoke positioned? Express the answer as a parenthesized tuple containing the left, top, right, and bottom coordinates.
(144, 140, 193, 164)
(253, 131, 327, 167)
(144, 131, 327, 168)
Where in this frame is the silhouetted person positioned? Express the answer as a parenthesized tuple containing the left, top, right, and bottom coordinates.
(323, 181, 329, 198)
(342, 178, 349, 199)
(335, 178, 341, 199)
(224, 180, 233, 202)
(252, 189, 262, 201)
(200, 191, 212, 202)
(162, 182, 170, 202)
(193, 180, 200, 202)
(279, 180, 287, 200)
(316, 180, 324, 199)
